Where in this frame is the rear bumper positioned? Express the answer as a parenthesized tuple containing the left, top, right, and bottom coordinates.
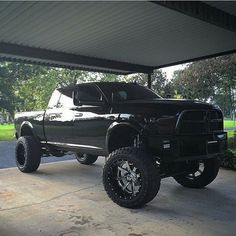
(147, 131, 227, 162)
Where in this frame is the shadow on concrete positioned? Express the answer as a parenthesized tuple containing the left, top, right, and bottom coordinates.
(0, 159, 235, 236)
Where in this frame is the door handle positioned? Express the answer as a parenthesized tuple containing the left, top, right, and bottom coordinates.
(74, 114, 83, 119)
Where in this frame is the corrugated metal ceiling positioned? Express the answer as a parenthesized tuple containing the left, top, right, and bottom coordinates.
(0, 1, 236, 74)
(206, 1, 236, 16)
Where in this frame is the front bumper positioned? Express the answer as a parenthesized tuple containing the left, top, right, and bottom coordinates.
(147, 131, 227, 162)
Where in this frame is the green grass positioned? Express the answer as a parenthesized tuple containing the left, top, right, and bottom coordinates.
(0, 124, 15, 141)
(227, 131, 235, 139)
(224, 119, 236, 128)
(224, 120, 236, 139)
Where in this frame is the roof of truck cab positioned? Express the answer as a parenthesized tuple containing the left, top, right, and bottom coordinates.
(59, 82, 134, 89)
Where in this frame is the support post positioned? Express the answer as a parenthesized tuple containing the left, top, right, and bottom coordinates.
(147, 73, 152, 89)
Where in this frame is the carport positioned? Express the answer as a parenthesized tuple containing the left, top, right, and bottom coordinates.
(0, 1, 236, 236)
(0, 1, 236, 87)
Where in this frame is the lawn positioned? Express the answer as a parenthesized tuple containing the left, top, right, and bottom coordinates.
(0, 124, 15, 141)
(224, 119, 236, 128)
(224, 119, 236, 139)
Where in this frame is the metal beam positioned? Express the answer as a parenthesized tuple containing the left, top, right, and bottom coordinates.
(147, 73, 152, 89)
(0, 42, 154, 74)
(153, 1, 236, 34)
(154, 48, 236, 70)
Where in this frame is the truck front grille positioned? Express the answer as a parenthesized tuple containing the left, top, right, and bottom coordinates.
(177, 110, 223, 134)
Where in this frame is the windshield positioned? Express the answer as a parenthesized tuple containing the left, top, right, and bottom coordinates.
(98, 83, 161, 102)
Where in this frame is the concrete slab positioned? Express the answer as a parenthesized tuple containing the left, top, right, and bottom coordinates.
(0, 140, 75, 169)
(0, 158, 235, 236)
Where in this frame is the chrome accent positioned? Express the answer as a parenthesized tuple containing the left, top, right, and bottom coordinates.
(43, 141, 102, 150)
(216, 134, 226, 139)
(187, 161, 204, 180)
(163, 143, 171, 149)
(208, 141, 218, 144)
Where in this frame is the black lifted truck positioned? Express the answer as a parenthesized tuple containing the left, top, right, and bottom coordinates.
(15, 82, 227, 208)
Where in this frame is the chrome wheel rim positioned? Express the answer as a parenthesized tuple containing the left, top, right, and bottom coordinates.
(116, 160, 141, 196)
(77, 153, 87, 161)
(187, 161, 204, 180)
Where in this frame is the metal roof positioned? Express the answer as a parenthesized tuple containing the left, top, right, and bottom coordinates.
(0, 1, 236, 74)
(206, 1, 236, 16)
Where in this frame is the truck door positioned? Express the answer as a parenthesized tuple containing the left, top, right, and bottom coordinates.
(71, 84, 110, 150)
(44, 88, 74, 144)
(44, 85, 112, 152)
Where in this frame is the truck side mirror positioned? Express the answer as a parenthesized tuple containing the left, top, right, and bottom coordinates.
(73, 90, 82, 106)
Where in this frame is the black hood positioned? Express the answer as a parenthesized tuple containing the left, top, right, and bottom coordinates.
(112, 99, 217, 117)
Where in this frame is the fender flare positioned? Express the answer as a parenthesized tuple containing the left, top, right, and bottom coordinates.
(105, 121, 142, 153)
(19, 121, 36, 137)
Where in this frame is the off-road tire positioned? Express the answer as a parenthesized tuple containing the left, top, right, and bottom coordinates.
(103, 147, 160, 208)
(173, 158, 220, 188)
(15, 136, 41, 173)
(75, 153, 98, 165)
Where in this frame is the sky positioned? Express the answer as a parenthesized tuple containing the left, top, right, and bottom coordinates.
(161, 64, 187, 80)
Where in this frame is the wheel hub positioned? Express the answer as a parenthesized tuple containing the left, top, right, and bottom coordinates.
(117, 160, 141, 196)
(126, 172, 137, 182)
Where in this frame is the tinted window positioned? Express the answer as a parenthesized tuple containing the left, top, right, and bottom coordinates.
(75, 85, 102, 102)
(98, 83, 161, 101)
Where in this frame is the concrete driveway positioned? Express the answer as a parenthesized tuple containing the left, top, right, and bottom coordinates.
(0, 140, 75, 169)
(0, 159, 235, 236)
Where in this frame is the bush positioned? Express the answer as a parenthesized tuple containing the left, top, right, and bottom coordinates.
(221, 132, 236, 170)
(222, 150, 236, 170)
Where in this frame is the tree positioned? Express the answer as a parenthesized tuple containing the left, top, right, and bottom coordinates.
(15, 67, 90, 111)
(171, 54, 236, 117)
(0, 62, 125, 113)
(126, 70, 170, 97)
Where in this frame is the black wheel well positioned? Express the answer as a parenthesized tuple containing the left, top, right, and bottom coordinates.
(108, 126, 139, 153)
(20, 125, 34, 137)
